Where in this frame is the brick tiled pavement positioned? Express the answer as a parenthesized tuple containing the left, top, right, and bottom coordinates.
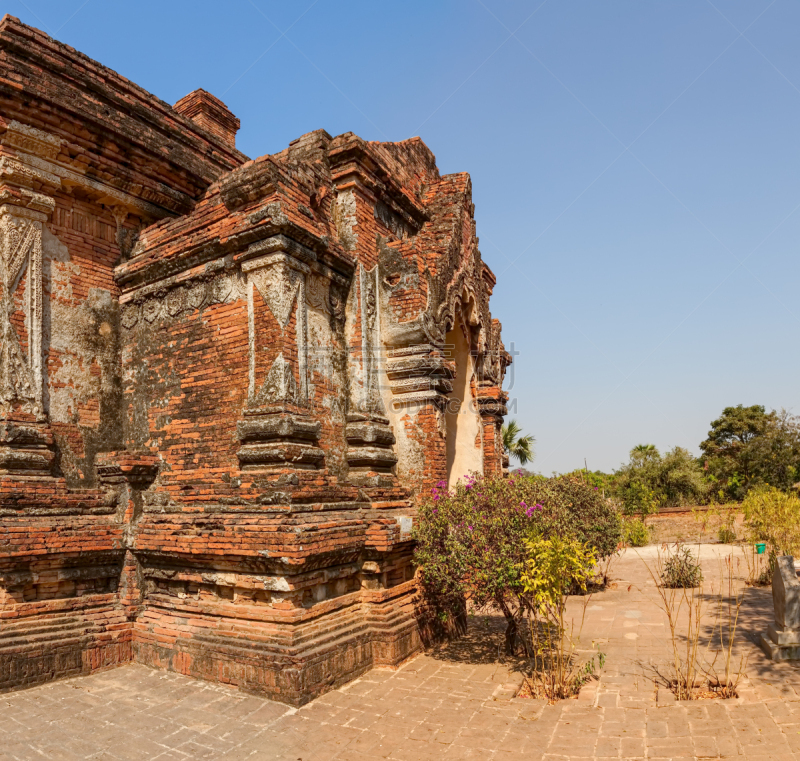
(3, 545, 800, 760)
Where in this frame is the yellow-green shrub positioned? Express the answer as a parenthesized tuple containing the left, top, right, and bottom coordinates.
(742, 485, 800, 557)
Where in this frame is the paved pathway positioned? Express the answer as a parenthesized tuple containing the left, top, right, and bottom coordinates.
(3, 545, 800, 760)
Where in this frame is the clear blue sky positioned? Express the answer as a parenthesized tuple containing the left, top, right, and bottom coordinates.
(11, 0, 800, 474)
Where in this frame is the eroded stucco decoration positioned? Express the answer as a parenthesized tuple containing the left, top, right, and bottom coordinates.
(237, 249, 323, 470)
(0, 207, 45, 417)
(357, 263, 385, 417)
(244, 253, 310, 406)
(253, 353, 298, 406)
(344, 263, 397, 485)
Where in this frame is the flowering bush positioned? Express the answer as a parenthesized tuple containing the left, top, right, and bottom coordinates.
(413, 473, 622, 654)
(520, 476, 622, 560)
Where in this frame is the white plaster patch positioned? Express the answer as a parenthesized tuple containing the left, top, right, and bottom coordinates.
(42, 226, 99, 425)
(335, 189, 358, 250)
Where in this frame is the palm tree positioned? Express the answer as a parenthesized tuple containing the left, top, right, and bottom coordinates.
(631, 443, 659, 461)
(501, 419, 536, 466)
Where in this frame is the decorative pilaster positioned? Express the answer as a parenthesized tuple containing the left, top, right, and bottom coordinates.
(236, 245, 324, 470)
(475, 335, 511, 475)
(476, 390, 508, 476)
(345, 264, 398, 486)
(382, 343, 453, 494)
(96, 451, 159, 620)
(0, 124, 61, 475)
(0, 194, 51, 420)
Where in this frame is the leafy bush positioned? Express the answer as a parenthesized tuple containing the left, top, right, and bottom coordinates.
(620, 481, 661, 519)
(521, 533, 599, 700)
(517, 475, 623, 560)
(717, 527, 736, 544)
(660, 545, 703, 589)
(522, 533, 596, 606)
(742, 485, 800, 557)
(623, 518, 650, 547)
(413, 473, 622, 654)
(560, 468, 611, 493)
(614, 446, 709, 510)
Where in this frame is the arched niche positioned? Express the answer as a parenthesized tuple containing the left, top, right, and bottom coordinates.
(444, 303, 484, 489)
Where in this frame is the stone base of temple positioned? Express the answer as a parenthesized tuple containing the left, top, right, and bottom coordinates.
(761, 556, 800, 661)
(0, 614, 132, 692)
(0, 487, 425, 703)
(132, 580, 421, 705)
(0, 569, 423, 705)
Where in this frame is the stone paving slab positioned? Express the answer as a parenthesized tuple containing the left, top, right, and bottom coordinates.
(4, 545, 800, 759)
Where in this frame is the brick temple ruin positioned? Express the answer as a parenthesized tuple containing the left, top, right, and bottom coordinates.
(0, 16, 510, 704)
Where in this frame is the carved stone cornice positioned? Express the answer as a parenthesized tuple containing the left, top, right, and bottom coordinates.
(476, 394, 508, 420)
(0, 156, 61, 194)
(1, 120, 60, 160)
(0, 421, 54, 476)
(384, 344, 452, 406)
(327, 135, 429, 229)
(236, 413, 324, 471)
(345, 411, 398, 486)
(95, 450, 159, 489)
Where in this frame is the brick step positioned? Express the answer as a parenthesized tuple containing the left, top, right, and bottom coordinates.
(187, 618, 370, 660)
(0, 615, 100, 650)
(0, 613, 83, 634)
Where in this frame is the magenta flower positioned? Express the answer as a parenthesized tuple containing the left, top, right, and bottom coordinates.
(437, 480, 447, 488)
(525, 503, 544, 517)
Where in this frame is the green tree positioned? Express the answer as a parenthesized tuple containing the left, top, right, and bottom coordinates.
(748, 409, 800, 492)
(700, 405, 800, 498)
(614, 445, 708, 511)
(502, 419, 535, 466)
(700, 405, 772, 489)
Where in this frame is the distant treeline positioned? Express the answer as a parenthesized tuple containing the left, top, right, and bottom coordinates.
(519, 405, 800, 515)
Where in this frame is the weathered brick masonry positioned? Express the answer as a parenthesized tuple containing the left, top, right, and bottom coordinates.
(0, 16, 510, 704)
